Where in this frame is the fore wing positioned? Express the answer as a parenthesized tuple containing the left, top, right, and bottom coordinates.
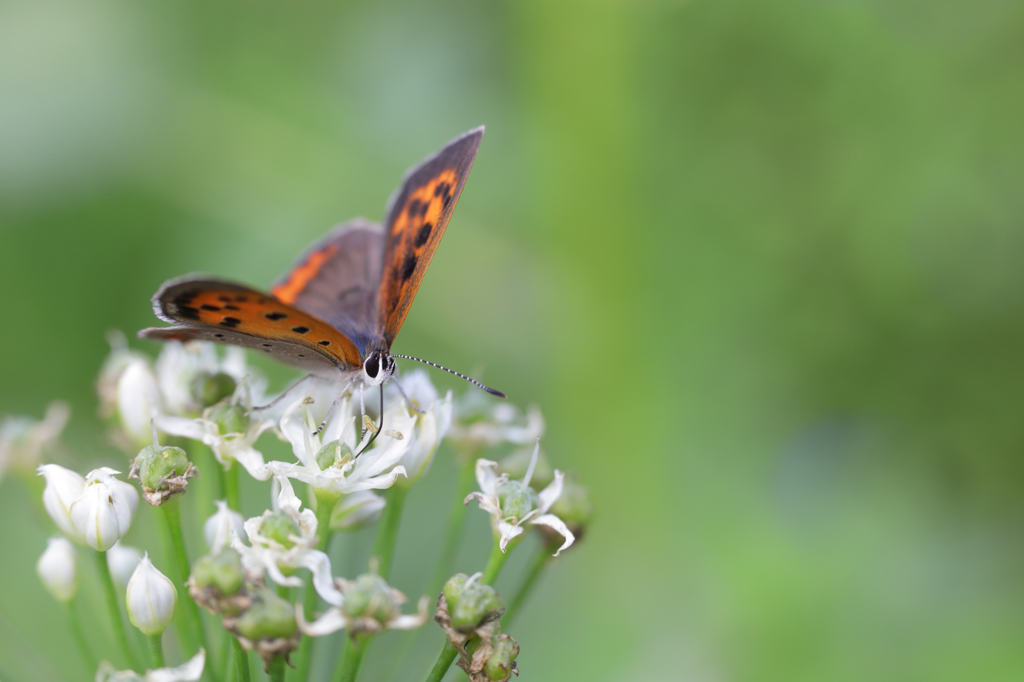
(377, 127, 484, 346)
(139, 277, 362, 373)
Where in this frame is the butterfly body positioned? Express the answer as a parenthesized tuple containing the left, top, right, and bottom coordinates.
(140, 128, 487, 394)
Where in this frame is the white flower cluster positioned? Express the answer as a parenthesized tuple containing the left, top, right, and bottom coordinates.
(26, 338, 581, 680)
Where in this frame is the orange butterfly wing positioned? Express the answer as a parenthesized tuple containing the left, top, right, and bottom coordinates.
(377, 127, 484, 346)
(139, 278, 363, 371)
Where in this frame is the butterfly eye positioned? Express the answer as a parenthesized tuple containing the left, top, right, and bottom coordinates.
(364, 353, 380, 379)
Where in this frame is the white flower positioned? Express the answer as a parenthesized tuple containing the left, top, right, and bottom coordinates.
(386, 370, 453, 486)
(107, 542, 144, 589)
(126, 553, 177, 636)
(39, 463, 85, 539)
(155, 380, 273, 480)
(465, 441, 574, 556)
(231, 476, 343, 606)
(69, 467, 139, 551)
(297, 572, 428, 638)
(448, 392, 544, 453)
(0, 401, 70, 483)
(117, 358, 163, 450)
(37, 536, 78, 602)
(95, 649, 205, 682)
(270, 393, 412, 497)
(330, 491, 385, 532)
(204, 500, 247, 552)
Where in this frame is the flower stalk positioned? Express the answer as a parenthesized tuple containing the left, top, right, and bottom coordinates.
(147, 633, 165, 669)
(65, 599, 97, 671)
(232, 637, 251, 682)
(293, 493, 339, 682)
(370, 485, 409, 581)
(95, 549, 139, 669)
(503, 545, 550, 627)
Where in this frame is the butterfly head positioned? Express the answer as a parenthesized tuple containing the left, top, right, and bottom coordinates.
(362, 350, 396, 387)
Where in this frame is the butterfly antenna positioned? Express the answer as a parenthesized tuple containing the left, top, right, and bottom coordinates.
(391, 354, 507, 398)
(355, 384, 385, 457)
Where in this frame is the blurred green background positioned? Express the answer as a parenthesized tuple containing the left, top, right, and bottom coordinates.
(3, 0, 1024, 680)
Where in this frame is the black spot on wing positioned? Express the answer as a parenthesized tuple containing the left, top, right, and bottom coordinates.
(407, 199, 421, 217)
(318, 340, 330, 346)
(291, 326, 309, 334)
(265, 312, 288, 321)
(414, 223, 432, 247)
(224, 305, 240, 311)
(221, 317, 241, 328)
(400, 253, 417, 282)
(178, 306, 200, 321)
(200, 304, 221, 311)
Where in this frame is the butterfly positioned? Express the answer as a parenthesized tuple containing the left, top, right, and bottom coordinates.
(139, 127, 504, 440)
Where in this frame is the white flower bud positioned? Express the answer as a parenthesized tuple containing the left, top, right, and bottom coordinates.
(204, 500, 246, 552)
(38, 463, 85, 539)
(36, 536, 78, 602)
(126, 553, 177, 636)
(69, 468, 139, 551)
(107, 541, 144, 589)
(117, 358, 162, 449)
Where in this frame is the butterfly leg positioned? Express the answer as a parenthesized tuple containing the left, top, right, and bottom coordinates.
(359, 385, 367, 442)
(312, 375, 358, 437)
(251, 373, 314, 412)
(389, 374, 426, 415)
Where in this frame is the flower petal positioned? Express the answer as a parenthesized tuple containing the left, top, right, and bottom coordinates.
(536, 470, 564, 515)
(530, 514, 576, 556)
(297, 606, 347, 637)
(496, 521, 524, 553)
(296, 549, 344, 607)
(475, 459, 499, 495)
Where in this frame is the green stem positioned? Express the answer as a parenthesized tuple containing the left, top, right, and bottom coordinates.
(224, 461, 240, 511)
(94, 550, 139, 669)
(293, 494, 338, 682)
(428, 457, 477, 592)
(371, 485, 409, 581)
(331, 637, 368, 682)
(424, 538, 510, 682)
(232, 637, 251, 682)
(425, 642, 458, 682)
(65, 598, 97, 671)
(503, 546, 551, 626)
(481, 537, 509, 585)
(147, 633, 165, 669)
(160, 497, 218, 682)
(269, 656, 286, 682)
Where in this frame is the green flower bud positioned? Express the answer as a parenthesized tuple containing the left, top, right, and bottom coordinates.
(484, 634, 519, 681)
(191, 372, 237, 409)
(450, 582, 505, 631)
(496, 480, 538, 521)
(207, 401, 246, 435)
(442, 573, 469, 612)
(315, 440, 353, 471)
(134, 444, 191, 491)
(235, 588, 297, 640)
(343, 573, 400, 623)
(260, 511, 300, 548)
(191, 548, 245, 596)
